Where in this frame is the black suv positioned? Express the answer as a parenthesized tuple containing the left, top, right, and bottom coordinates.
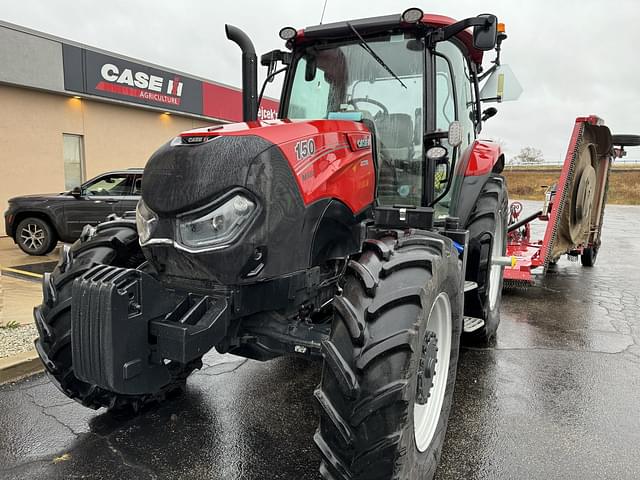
(4, 169, 143, 255)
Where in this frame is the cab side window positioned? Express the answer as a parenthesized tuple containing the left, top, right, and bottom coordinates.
(436, 41, 476, 151)
(288, 56, 331, 119)
(435, 56, 456, 133)
(433, 55, 456, 198)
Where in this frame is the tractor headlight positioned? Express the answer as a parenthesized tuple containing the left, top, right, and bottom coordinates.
(136, 199, 157, 243)
(177, 193, 257, 249)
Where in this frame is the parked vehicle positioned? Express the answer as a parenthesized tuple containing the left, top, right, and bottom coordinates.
(34, 10, 521, 479)
(4, 169, 142, 255)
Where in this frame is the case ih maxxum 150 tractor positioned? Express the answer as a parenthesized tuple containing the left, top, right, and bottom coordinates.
(35, 9, 522, 479)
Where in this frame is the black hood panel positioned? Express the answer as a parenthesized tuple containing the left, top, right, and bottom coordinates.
(142, 135, 274, 215)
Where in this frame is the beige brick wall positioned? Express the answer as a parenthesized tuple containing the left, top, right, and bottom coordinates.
(0, 84, 214, 235)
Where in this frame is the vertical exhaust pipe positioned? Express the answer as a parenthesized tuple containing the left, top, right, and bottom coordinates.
(225, 24, 258, 122)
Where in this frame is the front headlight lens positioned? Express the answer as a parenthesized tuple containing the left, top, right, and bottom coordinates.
(178, 194, 256, 249)
(136, 199, 157, 243)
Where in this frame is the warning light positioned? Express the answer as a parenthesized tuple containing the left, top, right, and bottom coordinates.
(497, 23, 506, 33)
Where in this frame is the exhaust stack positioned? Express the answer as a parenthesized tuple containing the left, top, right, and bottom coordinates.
(225, 24, 258, 122)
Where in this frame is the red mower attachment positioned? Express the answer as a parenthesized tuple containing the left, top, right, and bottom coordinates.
(504, 115, 639, 287)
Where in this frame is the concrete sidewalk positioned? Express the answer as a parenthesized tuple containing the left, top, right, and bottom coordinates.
(0, 236, 60, 381)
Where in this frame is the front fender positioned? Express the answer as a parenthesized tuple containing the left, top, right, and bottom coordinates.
(449, 140, 504, 227)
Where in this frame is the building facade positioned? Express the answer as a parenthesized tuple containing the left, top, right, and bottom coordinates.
(0, 20, 278, 234)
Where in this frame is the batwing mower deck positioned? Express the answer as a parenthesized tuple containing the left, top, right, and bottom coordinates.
(504, 115, 639, 286)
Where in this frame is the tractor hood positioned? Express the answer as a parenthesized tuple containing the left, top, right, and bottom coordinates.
(141, 119, 372, 215)
(138, 119, 374, 286)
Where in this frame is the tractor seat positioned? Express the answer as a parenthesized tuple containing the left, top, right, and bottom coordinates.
(376, 113, 414, 163)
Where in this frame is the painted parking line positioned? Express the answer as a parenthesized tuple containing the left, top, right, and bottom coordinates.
(0, 266, 44, 281)
(1, 266, 44, 279)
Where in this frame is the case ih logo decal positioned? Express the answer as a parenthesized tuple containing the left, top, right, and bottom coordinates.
(347, 133, 372, 151)
(97, 64, 184, 106)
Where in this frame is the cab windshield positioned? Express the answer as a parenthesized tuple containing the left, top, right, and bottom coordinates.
(285, 34, 425, 206)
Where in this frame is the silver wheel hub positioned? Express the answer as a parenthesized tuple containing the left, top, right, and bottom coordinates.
(20, 223, 45, 251)
(414, 292, 452, 452)
(488, 214, 504, 311)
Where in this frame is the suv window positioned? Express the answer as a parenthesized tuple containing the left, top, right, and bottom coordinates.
(132, 175, 143, 195)
(84, 174, 134, 197)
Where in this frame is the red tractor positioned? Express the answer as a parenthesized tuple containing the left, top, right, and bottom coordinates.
(34, 9, 519, 479)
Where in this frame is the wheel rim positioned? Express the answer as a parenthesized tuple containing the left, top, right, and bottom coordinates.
(488, 213, 504, 311)
(20, 223, 46, 251)
(414, 292, 452, 452)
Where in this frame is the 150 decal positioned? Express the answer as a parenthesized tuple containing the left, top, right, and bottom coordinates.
(294, 138, 316, 161)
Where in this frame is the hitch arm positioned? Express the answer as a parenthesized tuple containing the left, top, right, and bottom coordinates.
(508, 210, 543, 233)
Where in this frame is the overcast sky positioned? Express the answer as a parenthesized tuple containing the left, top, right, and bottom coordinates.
(2, 0, 638, 161)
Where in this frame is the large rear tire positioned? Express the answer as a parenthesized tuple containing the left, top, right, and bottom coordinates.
(315, 231, 462, 480)
(33, 219, 200, 411)
(464, 174, 508, 345)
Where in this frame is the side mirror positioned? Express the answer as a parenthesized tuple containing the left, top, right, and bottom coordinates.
(305, 55, 317, 81)
(71, 186, 82, 198)
(482, 107, 498, 122)
(472, 14, 498, 51)
(448, 121, 463, 148)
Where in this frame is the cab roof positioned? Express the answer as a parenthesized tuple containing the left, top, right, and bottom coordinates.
(296, 13, 483, 65)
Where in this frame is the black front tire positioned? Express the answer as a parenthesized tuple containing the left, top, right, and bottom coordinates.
(464, 174, 508, 344)
(315, 231, 462, 480)
(15, 217, 57, 256)
(33, 219, 200, 411)
(581, 246, 598, 266)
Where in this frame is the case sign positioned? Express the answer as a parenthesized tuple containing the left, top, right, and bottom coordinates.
(62, 44, 278, 122)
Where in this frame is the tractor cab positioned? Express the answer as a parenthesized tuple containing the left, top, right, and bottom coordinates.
(261, 9, 521, 212)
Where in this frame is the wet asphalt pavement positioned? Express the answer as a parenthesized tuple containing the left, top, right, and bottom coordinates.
(1, 202, 639, 479)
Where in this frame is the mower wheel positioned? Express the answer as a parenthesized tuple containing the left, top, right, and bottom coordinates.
(463, 174, 508, 345)
(581, 246, 598, 267)
(33, 219, 200, 412)
(315, 231, 462, 480)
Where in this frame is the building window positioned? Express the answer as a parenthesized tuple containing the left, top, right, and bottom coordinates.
(63, 133, 85, 190)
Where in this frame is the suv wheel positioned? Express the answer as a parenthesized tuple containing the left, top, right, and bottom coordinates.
(15, 217, 57, 256)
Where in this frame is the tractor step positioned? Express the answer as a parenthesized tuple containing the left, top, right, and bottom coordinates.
(463, 316, 485, 333)
(464, 281, 478, 292)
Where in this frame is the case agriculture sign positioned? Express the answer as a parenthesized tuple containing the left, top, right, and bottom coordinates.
(62, 45, 278, 122)
(96, 63, 187, 107)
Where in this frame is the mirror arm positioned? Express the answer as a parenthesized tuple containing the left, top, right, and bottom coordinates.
(479, 30, 507, 80)
(427, 16, 494, 47)
(477, 63, 497, 82)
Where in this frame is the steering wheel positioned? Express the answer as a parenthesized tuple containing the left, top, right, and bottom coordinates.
(348, 97, 389, 117)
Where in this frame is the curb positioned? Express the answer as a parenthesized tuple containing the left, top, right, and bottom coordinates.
(0, 349, 43, 384)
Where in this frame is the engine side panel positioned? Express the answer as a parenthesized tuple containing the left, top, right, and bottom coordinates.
(180, 119, 375, 214)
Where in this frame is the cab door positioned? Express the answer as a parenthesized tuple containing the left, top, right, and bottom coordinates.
(65, 173, 136, 237)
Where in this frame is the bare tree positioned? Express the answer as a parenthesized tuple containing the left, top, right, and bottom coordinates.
(512, 146, 544, 165)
